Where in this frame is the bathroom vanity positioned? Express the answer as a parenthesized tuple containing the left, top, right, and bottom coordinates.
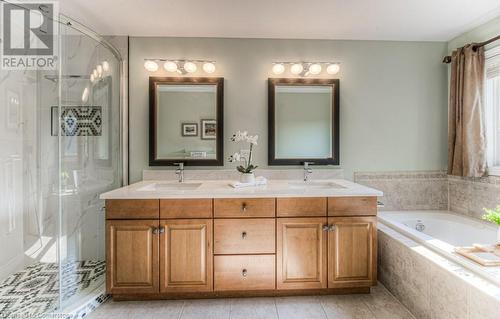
(101, 179, 382, 300)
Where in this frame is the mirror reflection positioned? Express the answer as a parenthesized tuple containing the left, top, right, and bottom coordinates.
(268, 78, 339, 165)
(149, 77, 223, 166)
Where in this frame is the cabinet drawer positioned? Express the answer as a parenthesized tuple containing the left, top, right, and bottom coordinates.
(214, 198, 275, 218)
(160, 199, 212, 219)
(277, 197, 327, 217)
(106, 199, 159, 219)
(214, 255, 275, 291)
(214, 219, 275, 254)
(328, 197, 377, 216)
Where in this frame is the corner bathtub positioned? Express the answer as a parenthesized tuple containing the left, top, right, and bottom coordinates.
(378, 210, 500, 286)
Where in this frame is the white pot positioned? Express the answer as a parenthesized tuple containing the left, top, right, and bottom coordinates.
(240, 172, 255, 184)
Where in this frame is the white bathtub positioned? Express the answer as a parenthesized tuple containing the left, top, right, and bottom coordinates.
(378, 210, 500, 286)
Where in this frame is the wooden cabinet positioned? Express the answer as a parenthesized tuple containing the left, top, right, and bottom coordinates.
(106, 219, 159, 294)
(214, 198, 275, 218)
(277, 197, 327, 217)
(214, 218, 275, 254)
(160, 199, 213, 219)
(214, 255, 275, 291)
(327, 217, 377, 288)
(276, 218, 327, 290)
(160, 219, 213, 293)
(105, 196, 378, 298)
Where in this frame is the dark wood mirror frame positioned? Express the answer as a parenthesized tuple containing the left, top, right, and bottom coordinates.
(268, 78, 340, 166)
(149, 77, 224, 166)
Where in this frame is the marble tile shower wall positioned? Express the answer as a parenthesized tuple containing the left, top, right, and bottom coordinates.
(353, 171, 448, 211)
(448, 175, 500, 219)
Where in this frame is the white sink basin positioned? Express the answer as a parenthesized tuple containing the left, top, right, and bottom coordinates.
(288, 181, 346, 190)
(138, 182, 202, 191)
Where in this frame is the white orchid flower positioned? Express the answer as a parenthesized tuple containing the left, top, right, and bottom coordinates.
(229, 152, 242, 162)
(247, 135, 259, 145)
(231, 130, 248, 142)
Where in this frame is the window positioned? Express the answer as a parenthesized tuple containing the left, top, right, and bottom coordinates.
(485, 46, 500, 176)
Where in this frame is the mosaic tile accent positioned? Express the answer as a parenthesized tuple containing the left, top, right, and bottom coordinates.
(354, 171, 448, 211)
(0, 260, 105, 318)
(51, 106, 102, 137)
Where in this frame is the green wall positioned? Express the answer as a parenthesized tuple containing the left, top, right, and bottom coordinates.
(129, 37, 448, 183)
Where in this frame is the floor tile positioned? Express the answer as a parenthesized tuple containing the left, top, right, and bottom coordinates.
(229, 297, 278, 319)
(275, 296, 327, 319)
(361, 285, 415, 319)
(320, 294, 374, 319)
(87, 300, 185, 319)
(180, 298, 230, 319)
(85, 284, 415, 319)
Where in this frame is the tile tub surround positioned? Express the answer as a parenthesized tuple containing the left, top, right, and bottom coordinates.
(378, 224, 500, 319)
(86, 284, 414, 319)
(354, 171, 448, 211)
(448, 175, 500, 220)
(143, 168, 344, 181)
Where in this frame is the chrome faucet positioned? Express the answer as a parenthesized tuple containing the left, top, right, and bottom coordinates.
(174, 163, 184, 182)
(303, 162, 314, 182)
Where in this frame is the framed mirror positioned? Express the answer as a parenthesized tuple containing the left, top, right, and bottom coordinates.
(268, 78, 339, 165)
(149, 77, 224, 166)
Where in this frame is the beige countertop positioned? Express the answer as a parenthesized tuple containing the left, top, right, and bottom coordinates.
(100, 179, 383, 199)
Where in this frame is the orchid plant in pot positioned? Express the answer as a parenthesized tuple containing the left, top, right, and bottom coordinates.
(483, 206, 500, 245)
(229, 131, 259, 183)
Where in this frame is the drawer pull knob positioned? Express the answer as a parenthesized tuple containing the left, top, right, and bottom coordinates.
(241, 231, 247, 239)
(322, 224, 330, 232)
(241, 203, 247, 212)
(159, 227, 165, 234)
(152, 227, 159, 235)
(242, 269, 248, 277)
(329, 225, 336, 232)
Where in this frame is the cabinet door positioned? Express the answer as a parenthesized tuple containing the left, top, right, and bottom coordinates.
(160, 219, 213, 293)
(106, 219, 159, 294)
(277, 218, 327, 289)
(328, 217, 376, 288)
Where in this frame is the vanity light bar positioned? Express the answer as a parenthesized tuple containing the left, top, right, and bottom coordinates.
(143, 59, 217, 74)
(271, 62, 341, 76)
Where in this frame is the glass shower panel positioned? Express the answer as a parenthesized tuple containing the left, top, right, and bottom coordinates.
(57, 24, 122, 309)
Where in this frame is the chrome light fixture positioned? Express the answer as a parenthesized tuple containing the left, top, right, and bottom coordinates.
(271, 61, 341, 77)
(144, 59, 217, 75)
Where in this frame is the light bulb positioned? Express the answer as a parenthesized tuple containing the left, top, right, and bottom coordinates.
(272, 63, 285, 75)
(326, 64, 340, 75)
(203, 62, 216, 74)
(90, 73, 95, 83)
(92, 69, 98, 78)
(81, 87, 89, 103)
(290, 63, 304, 75)
(308, 63, 322, 75)
(102, 61, 110, 72)
(96, 64, 103, 77)
(183, 61, 197, 73)
(164, 61, 178, 72)
(144, 60, 159, 72)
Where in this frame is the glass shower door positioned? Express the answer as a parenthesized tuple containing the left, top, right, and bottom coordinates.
(57, 22, 122, 310)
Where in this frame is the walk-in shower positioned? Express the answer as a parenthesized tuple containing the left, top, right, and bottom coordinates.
(0, 5, 124, 318)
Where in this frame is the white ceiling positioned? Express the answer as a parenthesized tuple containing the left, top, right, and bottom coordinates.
(59, 0, 500, 41)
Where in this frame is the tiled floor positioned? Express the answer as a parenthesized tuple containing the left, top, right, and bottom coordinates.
(87, 284, 415, 319)
(0, 260, 105, 318)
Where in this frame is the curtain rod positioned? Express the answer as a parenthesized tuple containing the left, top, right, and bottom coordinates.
(443, 34, 500, 63)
